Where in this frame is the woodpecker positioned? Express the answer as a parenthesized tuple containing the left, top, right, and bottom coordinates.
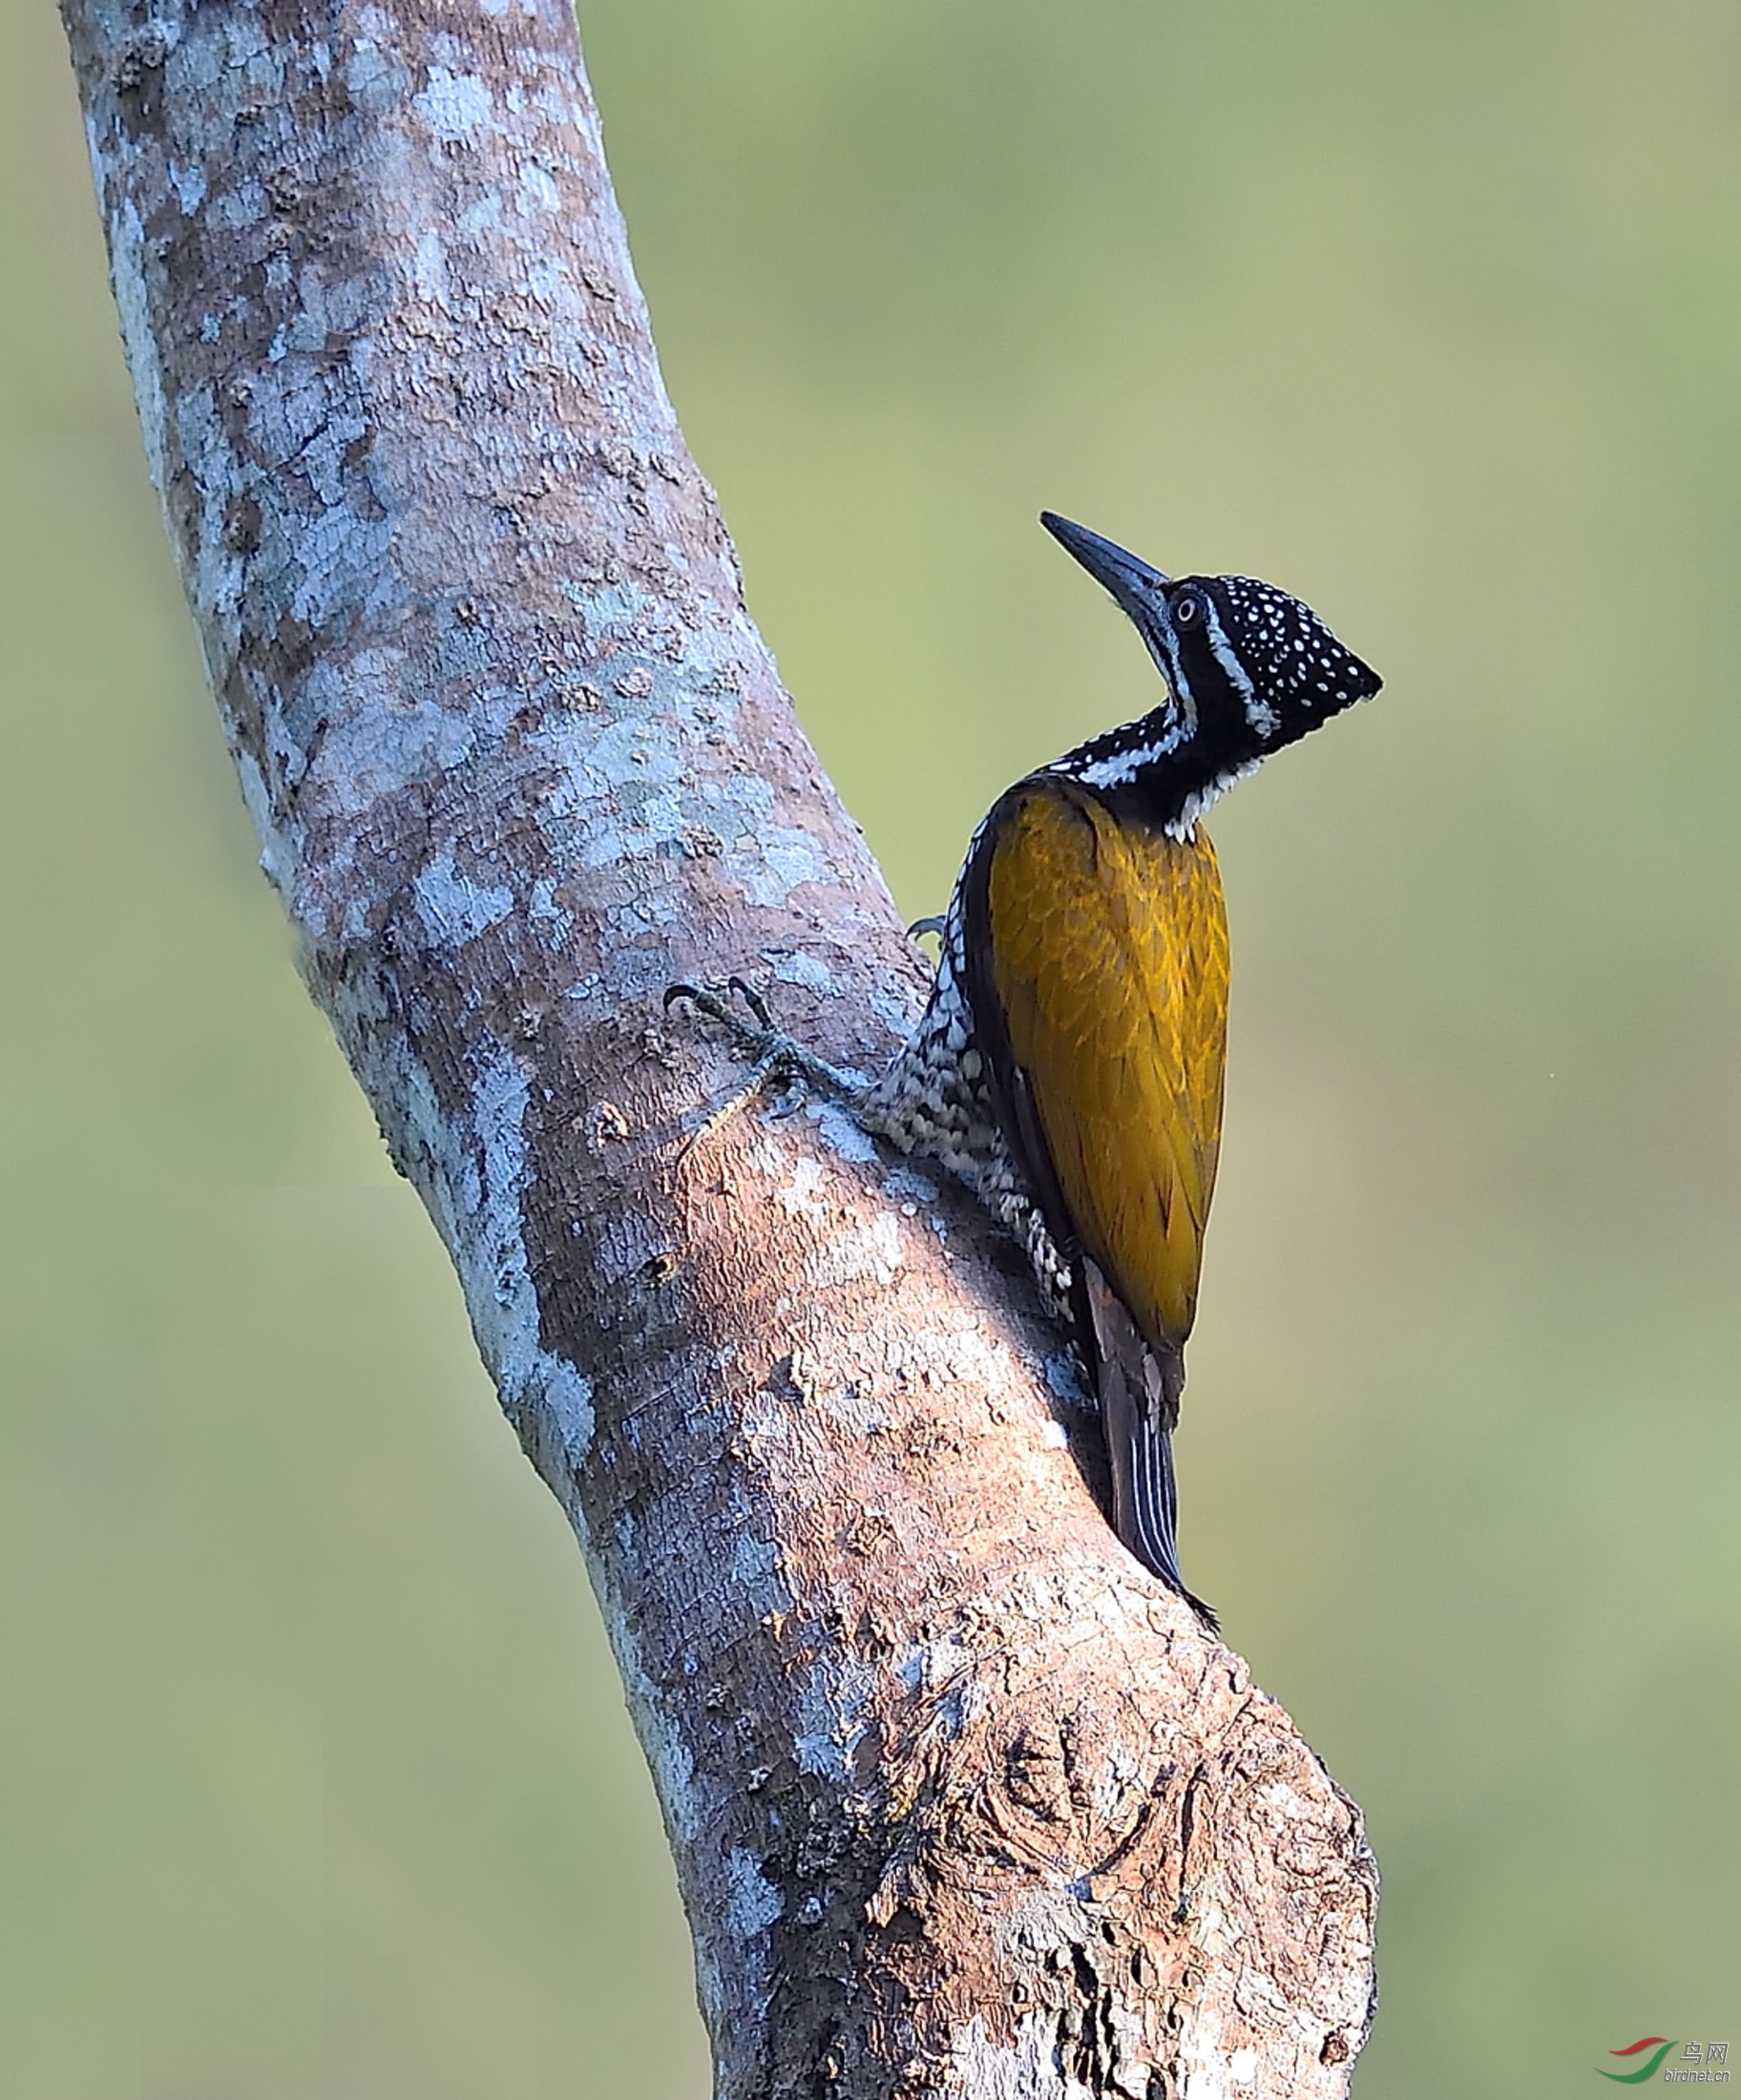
(676, 513, 1380, 1623)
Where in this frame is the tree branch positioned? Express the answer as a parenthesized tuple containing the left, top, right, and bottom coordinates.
(59, 3, 1377, 2091)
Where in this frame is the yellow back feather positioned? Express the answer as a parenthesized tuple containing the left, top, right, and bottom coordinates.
(985, 778, 1229, 1350)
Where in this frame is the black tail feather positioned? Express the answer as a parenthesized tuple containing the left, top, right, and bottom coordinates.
(1084, 1261, 1219, 1633)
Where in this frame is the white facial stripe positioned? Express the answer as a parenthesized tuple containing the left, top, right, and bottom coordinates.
(1075, 736, 1177, 788)
(1200, 597, 1278, 740)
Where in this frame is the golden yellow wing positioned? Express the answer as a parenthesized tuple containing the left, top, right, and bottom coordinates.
(981, 777, 1228, 1352)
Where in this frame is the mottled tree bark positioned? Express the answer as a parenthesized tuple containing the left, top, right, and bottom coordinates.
(59, 3, 1378, 2093)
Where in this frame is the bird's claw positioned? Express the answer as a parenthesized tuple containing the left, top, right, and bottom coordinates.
(663, 977, 777, 1056)
(664, 974, 867, 1161)
(725, 974, 774, 1031)
(664, 975, 810, 1155)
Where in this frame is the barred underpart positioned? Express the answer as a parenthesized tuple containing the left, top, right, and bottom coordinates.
(861, 889, 1075, 1323)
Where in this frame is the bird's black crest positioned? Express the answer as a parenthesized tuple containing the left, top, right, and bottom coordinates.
(1205, 573, 1382, 723)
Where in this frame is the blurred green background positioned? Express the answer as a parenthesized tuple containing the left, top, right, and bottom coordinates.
(4, 0, 1737, 2092)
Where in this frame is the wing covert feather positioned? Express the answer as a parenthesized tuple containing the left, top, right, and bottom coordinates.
(984, 780, 1228, 1351)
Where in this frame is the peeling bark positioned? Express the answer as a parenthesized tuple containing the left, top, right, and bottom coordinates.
(59, 3, 1378, 2093)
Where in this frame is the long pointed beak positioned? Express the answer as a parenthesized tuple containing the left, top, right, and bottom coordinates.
(1039, 512, 1169, 620)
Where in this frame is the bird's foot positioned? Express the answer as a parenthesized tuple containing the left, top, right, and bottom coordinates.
(664, 976, 868, 1151)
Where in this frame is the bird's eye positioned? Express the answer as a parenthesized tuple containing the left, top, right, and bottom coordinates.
(1173, 591, 1201, 625)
